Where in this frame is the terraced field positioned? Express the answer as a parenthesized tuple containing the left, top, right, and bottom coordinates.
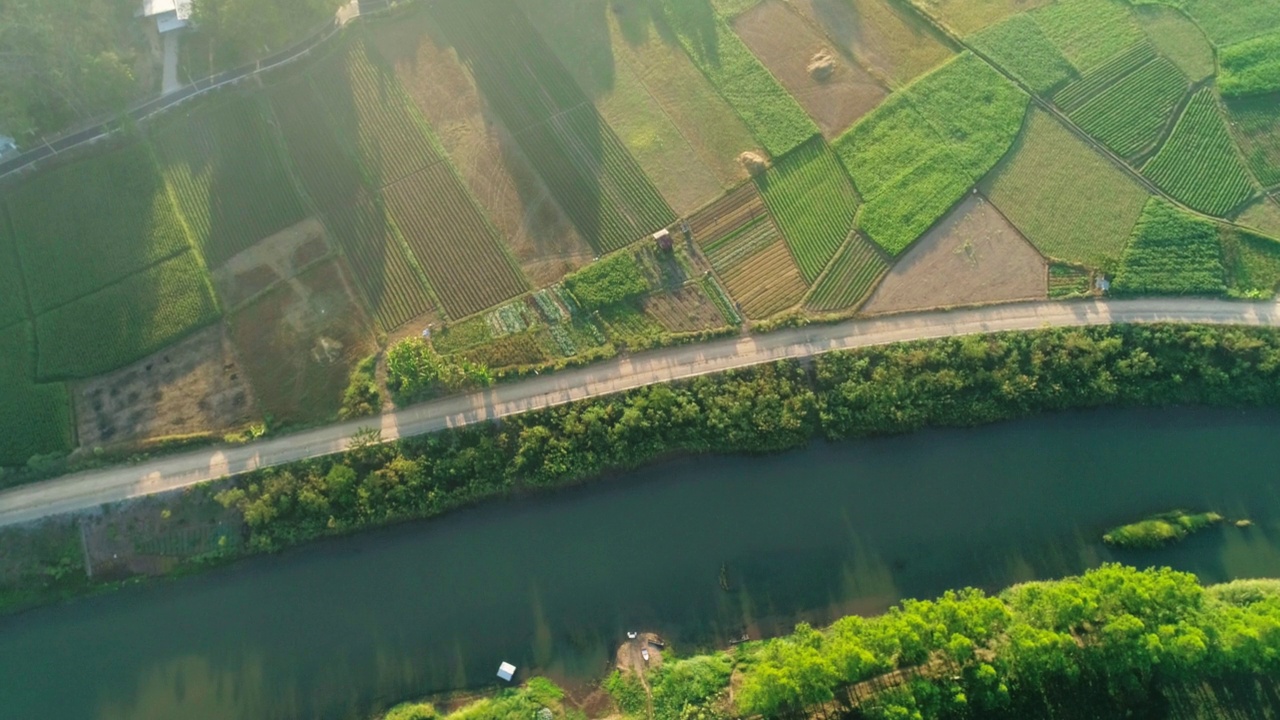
(151, 95, 307, 267)
(756, 139, 860, 282)
(1144, 89, 1257, 216)
(1068, 57, 1188, 158)
(805, 236, 889, 312)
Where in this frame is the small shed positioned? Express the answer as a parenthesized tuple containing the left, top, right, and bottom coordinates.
(142, 0, 193, 33)
(0, 135, 16, 158)
(653, 228, 673, 251)
(496, 661, 517, 682)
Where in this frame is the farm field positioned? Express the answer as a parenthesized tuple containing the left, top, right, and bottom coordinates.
(639, 285, 728, 334)
(364, 10, 593, 287)
(1031, 0, 1145, 72)
(861, 195, 1046, 314)
(1221, 225, 1280, 296)
(1052, 43, 1155, 112)
(756, 138, 861, 281)
(1181, 0, 1280, 46)
(150, 94, 307, 268)
(1224, 94, 1280, 189)
(211, 219, 331, 312)
(1217, 32, 1280, 99)
(969, 13, 1076, 94)
(0, 324, 72, 467)
(984, 109, 1150, 268)
(1133, 5, 1215, 82)
(788, 0, 957, 88)
(913, 0, 1054, 36)
(805, 236, 890, 313)
(1048, 264, 1093, 298)
(1143, 89, 1257, 216)
(1068, 57, 1188, 158)
(732, 1, 888, 138)
(1238, 198, 1280, 239)
(1112, 199, 1226, 295)
(711, 226, 809, 319)
(0, 205, 28, 331)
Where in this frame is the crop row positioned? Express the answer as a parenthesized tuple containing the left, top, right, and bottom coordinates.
(756, 138, 860, 283)
(1070, 57, 1188, 158)
(7, 142, 192, 314)
(152, 95, 307, 267)
(706, 217, 781, 272)
(0, 204, 28, 330)
(35, 249, 220, 381)
(322, 198, 434, 331)
(1225, 95, 1280, 189)
(0, 322, 71, 466)
(1112, 199, 1226, 295)
(1031, 0, 1145, 73)
(689, 182, 766, 246)
(1053, 43, 1155, 112)
(641, 285, 727, 333)
(806, 236, 889, 312)
(384, 165, 528, 319)
(268, 77, 367, 209)
(1143, 89, 1257, 216)
(717, 239, 808, 319)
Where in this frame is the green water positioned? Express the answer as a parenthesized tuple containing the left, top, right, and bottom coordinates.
(2, 408, 1280, 719)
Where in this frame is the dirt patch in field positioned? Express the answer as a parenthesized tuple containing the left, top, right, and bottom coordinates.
(367, 12, 594, 287)
(81, 486, 241, 579)
(721, 239, 809, 319)
(862, 194, 1047, 315)
(641, 285, 727, 332)
(72, 324, 256, 449)
(788, 0, 956, 87)
(733, 1, 888, 137)
(228, 259, 377, 426)
(212, 217, 332, 311)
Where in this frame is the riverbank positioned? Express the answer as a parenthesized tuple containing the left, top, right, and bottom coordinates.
(8, 322, 1280, 616)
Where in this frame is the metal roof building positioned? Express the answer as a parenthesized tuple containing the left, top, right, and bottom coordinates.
(142, 0, 193, 33)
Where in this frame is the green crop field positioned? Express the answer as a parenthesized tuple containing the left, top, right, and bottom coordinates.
(1033, 0, 1145, 71)
(384, 165, 529, 318)
(1181, 0, 1280, 46)
(918, 0, 1054, 36)
(1048, 264, 1093, 298)
(838, 53, 1026, 255)
(1069, 57, 1188, 157)
(755, 139, 860, 282)
(1133, 5, 1215, 82)
(656, 1, 817, 155)
(970, 14, 1076, 93)
(151, 94, 307, 268)
(1221, 224, 1280, 295)
(1052, 42, 1154, 112)
(6, 142, 193, 314)
(1224, 95, 1280, 188)
(805, 236, 889, 312)
(985, 109, 1150, 267)
(322, 198, 436, 330)
(1238, 197, 1280, 239)
(35, 250, 220, 380)
(0, 323, 72, 466)
(1218, 32, 1280, 98)
(1112, 199, 1226, 295)
(0, 205, 29, 331)
(1144, 89, 1257, 216)
(267, 75, 367, 209)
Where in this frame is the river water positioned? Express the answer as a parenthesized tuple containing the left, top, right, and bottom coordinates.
(2, 407, 1280, 719)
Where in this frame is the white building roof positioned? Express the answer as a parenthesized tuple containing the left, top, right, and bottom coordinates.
(143, 0, 190, 18)
(496, 662, 516, 681)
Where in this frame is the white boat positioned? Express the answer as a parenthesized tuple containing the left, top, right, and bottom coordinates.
(641, 648, 650, 663)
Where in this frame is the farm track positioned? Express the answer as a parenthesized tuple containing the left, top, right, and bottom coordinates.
(5, 298, 1280, 527)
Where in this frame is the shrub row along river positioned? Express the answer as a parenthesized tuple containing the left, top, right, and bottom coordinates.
(3, 407, 1280, 719)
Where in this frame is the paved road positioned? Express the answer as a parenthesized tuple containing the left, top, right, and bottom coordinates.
(3, 297, 1280, 527)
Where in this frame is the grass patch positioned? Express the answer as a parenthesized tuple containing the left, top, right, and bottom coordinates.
(656, 0, 817, 155)
(1143, 88, 1257, 216)
(1053, 42, 1155, 112)
(1033, 0, 1146, 72)
(7, 141, 193, 314)
(984, 109, 1150, 268)
(150, 93, 307, 267)
(1133, 5, 1215, 81)
(1182, 0, 1280, 46)
(805, 235, 889, 312)
(916, 0, 1054, 35)
(970, 13, 1077, 93)
(1069, 57, 1188, 158)
(1221, 224, 1280, 296)
(839, 53, 1027, 255)
(1048, 264, 1093, 298)
(563, 252, 652, 310)
(0, 205, 29, 331)
(1224, 93, 1280, 188)
(755, 138, 860, 281)
(0, 323, 72, 466)
(35, 250, 221, 380)
(1112, 198, 1226, 295)
(1237, 197, 1280, 238)
(1219, 32, 1280, 98)
(1103, 509, 1223, 548)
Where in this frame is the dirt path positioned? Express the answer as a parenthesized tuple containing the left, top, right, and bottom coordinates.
(3, 298, 1280, 527)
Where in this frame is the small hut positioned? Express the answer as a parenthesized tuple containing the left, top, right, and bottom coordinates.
(497, 661, 517, 682)
(653, 228, 674, 252)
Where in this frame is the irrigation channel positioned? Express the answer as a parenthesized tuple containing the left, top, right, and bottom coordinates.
(4, 407, 1280, 719)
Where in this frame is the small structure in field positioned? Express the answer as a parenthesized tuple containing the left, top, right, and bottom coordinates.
(653, 228, 674, 251)
(739, 151, 768, 177)
(497, 661, 517, 682)
(0, 134, 16, 159)
(807, 51, 836, 81)
(141, 0, 193, 33)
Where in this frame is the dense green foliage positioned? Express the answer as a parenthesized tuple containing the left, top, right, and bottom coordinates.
(1032, 0, 1145, 71)
(1224, 94, 1280, 188)
(1218, 32, 1280, 98)
(654, 0, 818, 156)
(839, 54, 1026, 255)
(1143, 89, 1257, 216)
(380, 676, 565, 720)
(1112, 199, 1225, 295)
(1103, 509, 1224, 548)
(1069, 57, 1187, 157)
(1179, 0, 1280, 46)
(970, 14, 1077, 93)
(755, 138, 859, 282)
(190, 0, 345, 68)
(1221, 225, 1280, 296)
(0, 324, 71, 466)
(0, 205, 28, 331)
(563, 253, 652, 310)
(385, 338, 491, 403)
(650, 655, 733, 720)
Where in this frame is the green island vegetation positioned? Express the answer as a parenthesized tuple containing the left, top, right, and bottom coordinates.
(3, 0, 1280, 484)
(1103, 510, 1225, 548)
(367, 566, 1280, 720)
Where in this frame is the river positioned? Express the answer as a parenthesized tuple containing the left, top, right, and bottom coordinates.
(2, 407, 1279, 719)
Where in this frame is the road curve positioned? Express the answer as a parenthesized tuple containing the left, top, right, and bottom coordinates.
(3, 298, 1279, 527)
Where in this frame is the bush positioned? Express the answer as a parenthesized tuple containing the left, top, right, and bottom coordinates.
(1218, 32, 1280, 97)
(1102, 510, 1224, 548)
(386, 338, 491, 403)
(562, 253, 650, 310)
(382, 702, 437, 720)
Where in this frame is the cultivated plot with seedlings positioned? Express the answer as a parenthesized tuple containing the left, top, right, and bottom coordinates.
(1143, 89, 1257, 216)
(911, 0, 1055, 36)
(805, 235, 890, 314)
(969, 13, 1076, 94)
(1068, 57, 1189, 159)
(1238, 197, 1280, 239)
(1132, 5, 1215, 82)
(1221, 224, 1280, 297)
(1112, 199, 1226, 296)
(1030, 0, 1145, 72)
(1224, 93, 1280, 190)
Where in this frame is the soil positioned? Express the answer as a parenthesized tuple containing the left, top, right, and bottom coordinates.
(72, 324, 256, 450)
(862, 194, 1048, 315)
(80, 485, 240, 579)
(228, 259, 378, 426)
(733, 1, 888, 138)
(641, 285, 727, 332)
(212, 217, 332, 311)
(787, 0, 956, 87)
(367, 13, 595, 288)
